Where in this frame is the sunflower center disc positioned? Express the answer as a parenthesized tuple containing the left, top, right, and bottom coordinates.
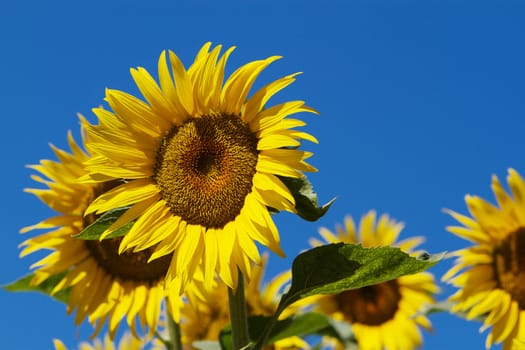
(154, 114, 258, 228)
(85, 237, 171, 283)
(493, 227, 525, 308)
(336, 280, 401, 325)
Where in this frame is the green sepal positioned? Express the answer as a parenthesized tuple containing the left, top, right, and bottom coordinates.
(278, 176, 335, 221)
(3, 272, 71, 303)
(279, 243, 444, 309)
(73, 206, 133, 240)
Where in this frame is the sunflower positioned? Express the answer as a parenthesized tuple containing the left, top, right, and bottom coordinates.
(180, 255, 309, 349)
(20, 131, 176, 338)
(80, 42, 318, 296)
(310, 211, 438, 350)
(443, 168, 525, 349)
(52, 332, 153, 350)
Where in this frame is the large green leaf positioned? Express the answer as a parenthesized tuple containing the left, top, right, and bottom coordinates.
(73, 206, 133, 240)
(280, 243, 443, 309)
(265, 312, 354, 345)
(3, 272, 71, 303)
(219, 313, 356, 350)
(251, 244, 442, 349)
(278, 176, 335, 221)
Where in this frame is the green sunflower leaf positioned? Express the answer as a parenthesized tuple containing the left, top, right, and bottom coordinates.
(278, 176, 335, 221)
(279, 243, 444, 310)
(252, 244, 442, 349)
(265, 312, 355, 346)
(3, 272, 71, 303)
(73, 206, 133, 240)
(220, 312, 356, 350)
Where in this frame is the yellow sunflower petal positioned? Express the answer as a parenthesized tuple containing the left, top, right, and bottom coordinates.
(86, 179, 158, 215)
(52, 339, 67, 350)
(203, 228, 219, 290)
(359, 211, 377, 246)
(119, 199, 170, 252)
(220, 56, 281, 115)
(168, 50, 195, 115)
(244, 73, 301, 121)
(106, 89, 170, 135)
(492, 301, 520, 344)
(174, 224, 205, 287)
(216, 221, 237, 288)
(257, 134, 301, 150)
(101, 194, 160, 240)
(130, 66, 173, 117)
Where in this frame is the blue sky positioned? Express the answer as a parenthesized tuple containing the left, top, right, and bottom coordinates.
(2, 1, 525, 349)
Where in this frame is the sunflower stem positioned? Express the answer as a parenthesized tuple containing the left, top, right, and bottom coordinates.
(166, 308, 182, 350)
(228, 271, 250, 349)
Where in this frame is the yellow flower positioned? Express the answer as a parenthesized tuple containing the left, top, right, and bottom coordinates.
(181, 255, 309, 349)
(443, 168, 525, 349)
(20, 131, 176, 337)
(52, 332, 151, 350)
(311, 211, 438, 350)
(81, 42, 318, 297)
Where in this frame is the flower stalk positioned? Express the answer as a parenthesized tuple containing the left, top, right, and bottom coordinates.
(166, 308, 183, 350)
(228, 271, 250, 349)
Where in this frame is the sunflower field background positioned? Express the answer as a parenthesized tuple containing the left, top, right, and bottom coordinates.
(2, 1, 525, 349)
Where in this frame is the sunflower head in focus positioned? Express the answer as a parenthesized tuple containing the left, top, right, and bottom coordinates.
(310, 211, 439, 350)
(20, 131, 176, 338)
(443, 168, 525, 349)
(180, 255, 310, 350)
(81, 42, 318, 296)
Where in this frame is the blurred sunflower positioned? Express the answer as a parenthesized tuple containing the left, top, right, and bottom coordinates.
(310, 211, 438, 350)
(20, 131, 176, 337)
(443, 168, 525, 349)
(80, 42, 317, 295)
(53, 332, 152, 350)
(180, 255, 309, 349)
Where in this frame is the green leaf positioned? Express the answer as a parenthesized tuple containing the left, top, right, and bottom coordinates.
(280, 243, 444, 309)
(252, 244, 442, 350)
(220, 313, 356, 350)
(73, 206, 133, 240)
(3, 272, 71, 303)
(267, 313, 328, 343)
(278, 176, 335, 221)
(266, 312, 354, 345)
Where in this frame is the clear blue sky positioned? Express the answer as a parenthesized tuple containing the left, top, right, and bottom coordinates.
(2, 1, 524, 349)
